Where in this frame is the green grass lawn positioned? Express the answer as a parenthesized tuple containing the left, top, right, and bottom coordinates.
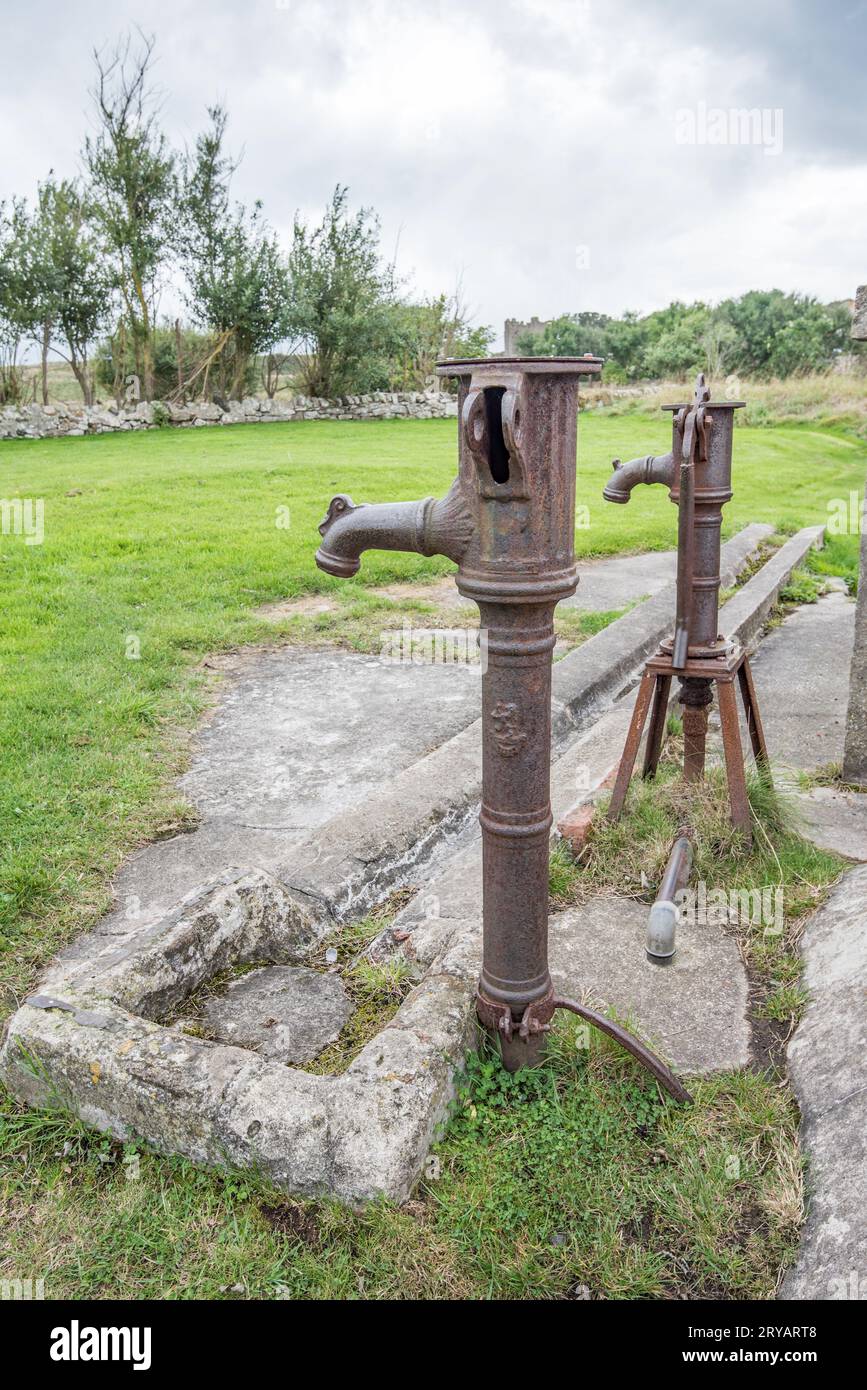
(1, 414, 863, 1006)
(0, 1034, 802, 1300)
(0, 413, 864, 1300)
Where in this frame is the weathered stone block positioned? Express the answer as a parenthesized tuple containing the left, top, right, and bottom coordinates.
(843, 514, 867, 785)
(0, 865, 478, 1204)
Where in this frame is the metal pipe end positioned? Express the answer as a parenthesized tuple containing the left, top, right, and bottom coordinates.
(314, 546, 360, 578)
(602, 458, 630, 504)
(647, 900, 678, 965)
(646, 949, 675, 966)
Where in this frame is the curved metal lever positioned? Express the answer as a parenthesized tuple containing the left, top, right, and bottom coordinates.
(552, 994, 693, 1103)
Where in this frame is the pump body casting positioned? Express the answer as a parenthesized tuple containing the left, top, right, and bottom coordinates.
(315, 356, 690, 1099)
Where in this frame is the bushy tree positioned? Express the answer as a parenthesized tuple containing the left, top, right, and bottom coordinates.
(518, 292, 858, 383)
(717, 290, 845, 378)
(641, 305, 716, 380)
(516, 311, 611, 360)
(35, 178, 113, 405)
(4, 193, 56, 404)
(0, 200, 40, 404)
(177, 106, 292, 399)
(0, 180, 112, 406)
(386, 288, 493, 390)
(286, 185, 404, 397)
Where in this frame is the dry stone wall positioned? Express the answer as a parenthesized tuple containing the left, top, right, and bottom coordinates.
(0, 390, 458, 440)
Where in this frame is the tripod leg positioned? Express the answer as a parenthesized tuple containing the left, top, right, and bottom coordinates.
(718, 678, 752, 837)
(737, 657, 770, 775)
(642, 674, 672, 779)
(608, 671, 656, 822)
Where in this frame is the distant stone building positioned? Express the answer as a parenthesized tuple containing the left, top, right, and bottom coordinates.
(853, 285, 867, 339)
(504, 316, 550, 355)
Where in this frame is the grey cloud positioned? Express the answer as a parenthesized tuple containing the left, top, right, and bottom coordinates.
(0, 0, 864, 343)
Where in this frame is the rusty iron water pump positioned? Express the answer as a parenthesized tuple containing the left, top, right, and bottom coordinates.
(602, 373, 771, 841)
(315, 356, 689, 1101)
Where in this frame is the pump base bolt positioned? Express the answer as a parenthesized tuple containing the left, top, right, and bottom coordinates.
(475, 985, 556, 1043)
(476, 986, 556, 1069)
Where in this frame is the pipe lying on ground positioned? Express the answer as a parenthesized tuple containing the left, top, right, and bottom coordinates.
(647, 832, 693, 966)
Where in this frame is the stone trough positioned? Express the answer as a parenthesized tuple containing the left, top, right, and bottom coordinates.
(0, 869, 480, 1204)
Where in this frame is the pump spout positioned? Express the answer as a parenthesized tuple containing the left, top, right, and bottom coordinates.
(603, 451, 675, 504)
(315, 482, 474, 577)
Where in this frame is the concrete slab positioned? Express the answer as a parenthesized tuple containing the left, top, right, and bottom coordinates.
(564, 548, 676, 611)
(781, 867, 867, 1300)
(794, 787, 867, 862)
(548, 898, 751, 1073)
(203, 965, 352, 1063)
(183, 649, 481, 831)
(100, 648, 482, 929)
(369, 547, 677, 615)
(748, 590, 854, 772)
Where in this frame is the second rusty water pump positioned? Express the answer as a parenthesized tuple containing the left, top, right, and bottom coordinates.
(603, 373, 771, 840)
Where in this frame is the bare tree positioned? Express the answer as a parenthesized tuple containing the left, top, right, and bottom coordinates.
(84, 29, 175, 399)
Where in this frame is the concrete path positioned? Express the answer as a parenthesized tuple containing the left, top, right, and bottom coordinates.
(548, 900, 751, 1073)
(749, 588, 854, 772)
(738, 587, 867, 860)
(781, 867, 867, 1300)
(566, 547, 676, 611)
(746, 588, 867, 1298)
(103, 648, 481, 929)
(371, 547, 677, 614)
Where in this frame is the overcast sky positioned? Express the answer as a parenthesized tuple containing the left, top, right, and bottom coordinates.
(2, 0, 865, 346)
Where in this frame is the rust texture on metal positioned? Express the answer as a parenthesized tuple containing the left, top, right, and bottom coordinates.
(552, 995, 693, 1104)
(602, 373, 769, 838)
(315, 354, 692, 1098)
(679, 676, 714, 783)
